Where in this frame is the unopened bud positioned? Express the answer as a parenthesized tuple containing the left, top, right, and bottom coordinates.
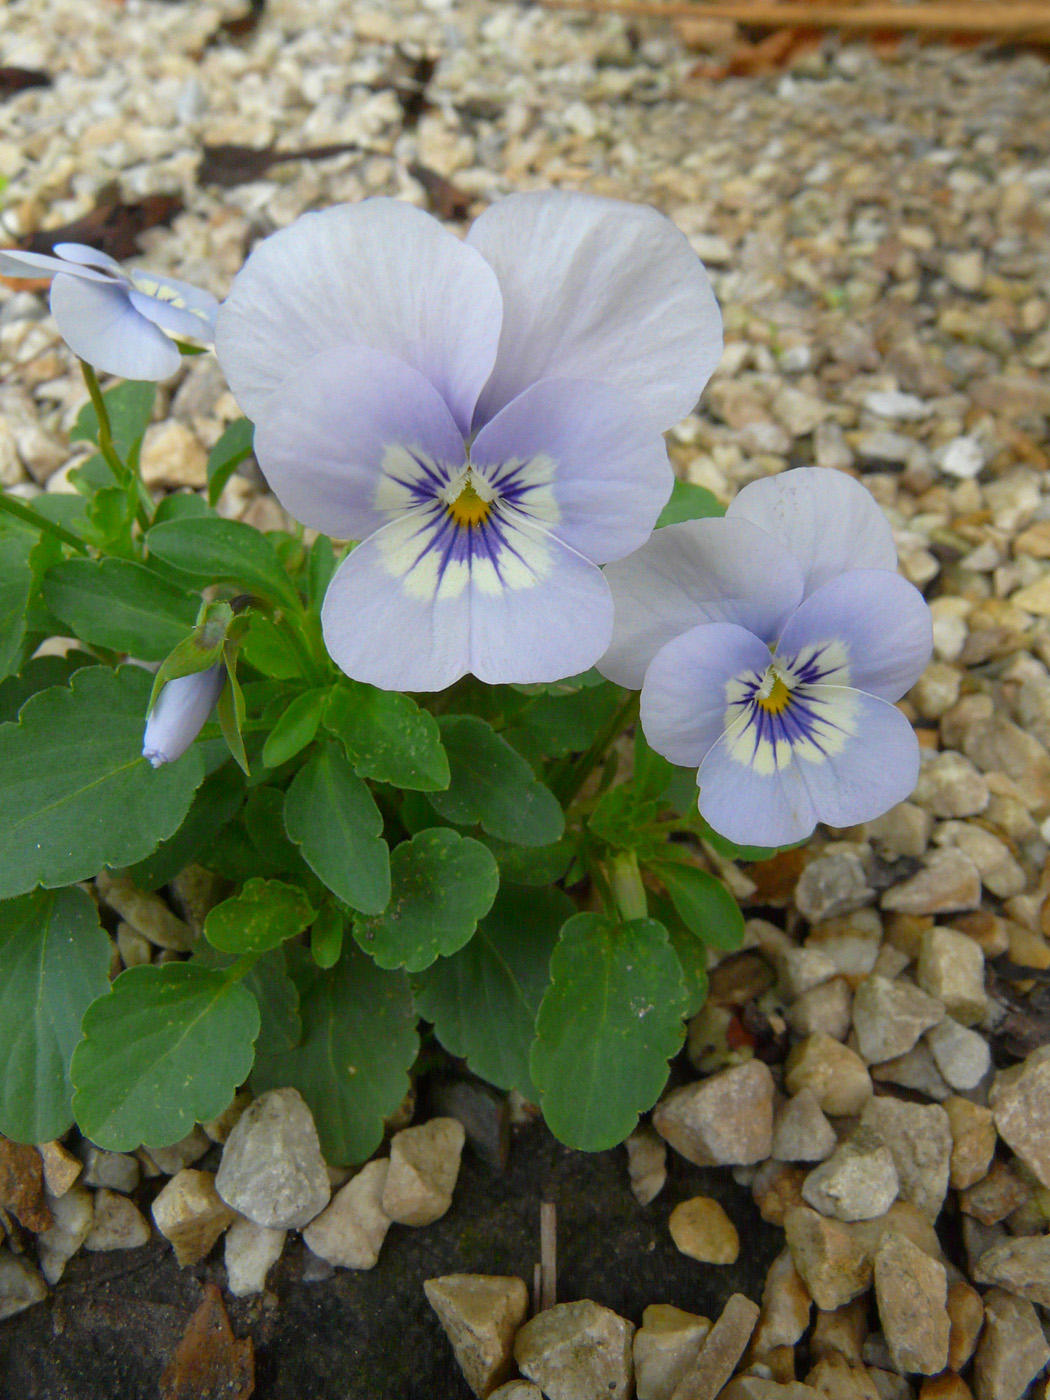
(142, 665, 225, 768)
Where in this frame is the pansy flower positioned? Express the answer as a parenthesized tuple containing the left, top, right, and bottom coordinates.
(214, 193, 722, 691)
(599, 468, 933, 847)
(142, 665, 225, 768)
(0, 242, 218, 381)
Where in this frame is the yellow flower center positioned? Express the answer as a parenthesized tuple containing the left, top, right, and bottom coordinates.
(756, 670, 791, 714)
(447, 479, 492, 528)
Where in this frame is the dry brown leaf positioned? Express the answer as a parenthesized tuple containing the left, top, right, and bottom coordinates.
(159, 1283, 254, 1400)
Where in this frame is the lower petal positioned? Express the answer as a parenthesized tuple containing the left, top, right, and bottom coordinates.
(698, 721, 818, 848)
(49, 274, 181, 381)
(128, 272, 219, 344)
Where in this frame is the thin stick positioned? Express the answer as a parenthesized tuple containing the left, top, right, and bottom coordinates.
(540, 1201, 557, 1312)
(537, 0, 1050, 38)
(532, 1261, 543, 1317)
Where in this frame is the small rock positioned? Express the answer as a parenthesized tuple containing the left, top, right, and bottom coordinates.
(963, 714, 1050, 811)
(787, 978, 853, 1042)
(489, 1386, 543, 1400)
(784, 1207, 872, 1311)
(943, 1097, 996, 1190)
(302, 1159, 391, 1270)
(936, 436, 984, 480)
(961, 1215, 1005, 1277)
(806, 912, 883, 978)
(79, 1145, 140, 1195)
(771, 1088, 837, 1164)
(202, 1090, 253, 1145)
(880, 851, 982, 916)
(784, 1035, 872, 1117)
(652, 1061, 775, 1167)
(720, 1381, 822, 1399)
(626, 1126, 666, 1206)
(989, 1044, 1050, 1188)
(36, 1141, 81, 1199)
(665, 1292, 759, 1400)
(140, 1126, 211, 1176)
(874, 1233, 948, 1376)
(668, 1196, 739, 1264)
(514, 1300, 635, 1400)
(870, 1041, 951, 1101)
(971, 1288, 1050, 1400)
(36, 1184, 93, 1284)
(851, 975, 944, 1064)
(216, 1087, 330, 1230)
(382, 1118, 465, 1226)
(809, 1297, 867, 1365)
(864, 390, 928, 422)
(795, 849, 874, 923)
(974, 1234, 1050, 1308)
(752, 1160, 808, 1227)
(958, 1159, 1029, 1226)
(804, 1353, 881, 1399)
(924, 1018, 990, 1091)
(425, 1274, 529, 1399)
(867, 802, 934, 858)
(95, 871, 196, 951)
(633, 1304, 710, 1400)
(866, 1368, 913, 1400)
(0, 1251, 47, 1320)
(775, 945, 838, 1000)
(774, 387, 830, 437)
(83, 1190, 150, 1252)
(0, 1137, 51, 1232)
(752, 1249, 812, 1353)
(151, 1168, 236, 1267)
(139, 420, 208, 489)
(224, 1216, 285, 1297)
(431, 1079, 510, 1170)
(802, 1129, 899, 1223)
(860, 1100, 951, 1222)
(934, 823, 1027, 899)
(915, 927, 987, 1025)
(945, 1280, 984, 1372)
(916, 1376, 973, 1400)
(945, 250, 984, 293)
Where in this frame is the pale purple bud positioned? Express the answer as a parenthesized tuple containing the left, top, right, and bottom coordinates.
(142, 665, 225, 768)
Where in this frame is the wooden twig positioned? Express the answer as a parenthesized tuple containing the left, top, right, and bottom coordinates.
(540, 1201, 557, 1312)
(532, 1261, 543, 1316)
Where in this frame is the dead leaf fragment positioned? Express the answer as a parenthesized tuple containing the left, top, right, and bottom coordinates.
(159, 1283, 254, 1400)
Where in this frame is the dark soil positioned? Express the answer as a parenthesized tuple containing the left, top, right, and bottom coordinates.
(0, 1120, 782, 1400)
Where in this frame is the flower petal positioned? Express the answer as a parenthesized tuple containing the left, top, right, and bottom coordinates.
(469, 377, 673, 563)
(53, 243, 124, 275)
(698, 722, 818, 848)
(252, 343, 466, 540)
(726, 467, 897, 598)
(142, 665, 225, 767)
(467, 191, 723, 432)
(640, 623, 772, 767)
(599, 517, 805, 689)
(215, 199, 503, 435)
(776, 569, 933, 701)
(0, 248, 113, 283)
(127, 271, 218, 343)
(49, 273, 182, 381)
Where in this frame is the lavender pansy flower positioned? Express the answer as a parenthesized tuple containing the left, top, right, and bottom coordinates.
(142, 666, 225, 768)
(215, 193, 722, 691)
(599, 468, 934, 847)
(0, 242, 218, 381)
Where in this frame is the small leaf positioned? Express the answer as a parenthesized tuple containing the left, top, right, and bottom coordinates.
(71, 381, 156, 461)
(0, 888, 112, 1143)
(0, 653, 96, 725)
(413, 883, 572, 1101)
(205, 877, 315, 955)
(354, 828, 498, 972)
(428, 715, 564, 847)
(655, 479, 725, 528)
(43, 557, 199, 660)
(310, 904, 344, 969)
(0, 665, 204, 901)
(530, 914, 688, 1150)
(589, 784, 662, 853)
(251, 946, 417, 1165)
(216, 659, 249, 777)
(127, 761, 246, 891)
(71, 963, 259, 1150)
(649, 892, 709, 1018)
(0, 527, 34, 681)
(262, 689, 325, 768)
(325, 684, 449, 792)
(146, 517, 300, 611)
(480, 836, 576, 887)
(206, 418, 255, 507)
(651, 859, 745, 951)
(283, 741, 390, 915)
(307, 535, 336, 606)
(244, 946, 301, 1058)
(240, 615, 302, 679)
(507, 681, 623, 762)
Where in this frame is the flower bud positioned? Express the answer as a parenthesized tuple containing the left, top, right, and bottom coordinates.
(142, 665, 225, 768)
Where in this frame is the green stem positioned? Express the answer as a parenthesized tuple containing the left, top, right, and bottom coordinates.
(0, 491, 90, 553)
(550, 690, 640, 806)
(79, 361, 152, 532)
(606, 849, 648, 922)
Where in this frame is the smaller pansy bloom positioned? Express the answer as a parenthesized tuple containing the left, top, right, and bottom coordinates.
(599, 468, 934, 848)
(215, 193, 723, 691)
(142, 665, 225, 768)
(0, 242, 217, 381)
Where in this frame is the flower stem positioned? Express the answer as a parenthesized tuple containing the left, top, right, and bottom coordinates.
(606, 849, 648, 922)
(550, 690, 640, 806)
(79, 361, 152, 532)
(0, 491, 90, 553)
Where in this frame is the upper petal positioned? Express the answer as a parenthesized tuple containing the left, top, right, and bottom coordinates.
(215, 199, 503, 435)
(599, 517, 805, 690)
(53, 243, 124, 276)
(49, 274, 182, 381)
(469, 377, 673, 564)
(726, 467, 897, 598)
(466, 191, 723, 433)
(0, 248, 114, 283)
(247, 343, 466, 540)
(776, 569, 933, 701)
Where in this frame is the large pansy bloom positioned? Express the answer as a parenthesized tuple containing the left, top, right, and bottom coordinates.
(214, 193, 722, 690)
(0, 242, 217, 381)
(600, 469, 933, 847)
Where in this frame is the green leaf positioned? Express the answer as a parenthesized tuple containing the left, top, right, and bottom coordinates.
(589, 783, 662, 853)
(428, 715, 564, 847)
(71, 381, 156, 461)
(655, 479, 725, 527)
(480, 836, 576, 887)
(0, 653, 96, 725)
(216, 657, 249, 776)
(0, 888, 112, 1143)
(146, 517, 300, 611)
(251, 946, 417, 1165)
(507, 681, 623, 762)
(152, 492, 213, 525)
(242, 786, 307, 878)
(262, 689, 326, 768)
(206, 418, 255, 507)
(530, 914, 688, 1151)
(354, 828, 498, 972)
(701, 823, 790, 863)
(283, 741, 390, 915)
(43, 558, 199, 661)
(126, 761, 245, 891)
(0, 528, 34, 680)
(310, 904, 344, 969)
(205, 877, 315, 955)
(148, 599, 234, 710)
(0, 665, 204, 901)
(243, 946, 301, 1058)
(649, 892, 709, 1018)
(325, 684, 449, 792)
(413, 883, 572, 1101)
(650, 859, 745, 951)
(71, 963, 260, 1150)
(240, 614, 302, 679)
(307, 535, 337, 606)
